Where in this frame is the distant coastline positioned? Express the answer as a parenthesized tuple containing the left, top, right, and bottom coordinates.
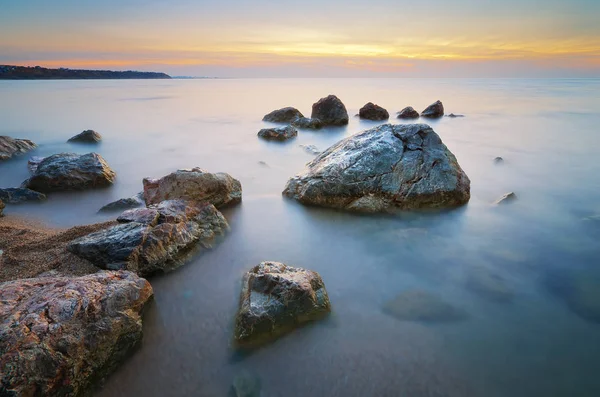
(0, 65, 171, 80)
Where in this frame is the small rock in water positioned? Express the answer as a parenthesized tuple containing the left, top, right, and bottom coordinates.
(27, 156, 45, 173)
(291, 117, 322, 129)
(311, 95, 349, 126)
(67, 129, 102, 143)
(466, 266, 515, 303)
(262, 107, 303, 123)
(231, 370, 262, 397)
(359, 102, 389, 120)
(396, 106, 420, 119)
(383, 290, 468, 323)
(494, 192, 517, 205)
(420, 100, 444, 118)
(299, 144, 321, 155)
(0, 136, 37, 161)
(257, 125, 298, 141)
(99, 192, 145, 212)
(258, 161, 269, 167)
(0, 188, 46, 204)
(494, 157, 504, 163)
(447, 113, 465, 118)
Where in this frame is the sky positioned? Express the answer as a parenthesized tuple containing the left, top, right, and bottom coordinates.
(1, 0, 599, 77)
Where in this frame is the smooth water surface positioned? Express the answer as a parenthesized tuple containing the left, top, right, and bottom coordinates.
(1, 78, 599, 396)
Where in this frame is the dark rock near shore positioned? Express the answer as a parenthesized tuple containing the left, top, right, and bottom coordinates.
(396, 106, 420, 119)
(420, 100, 444, 118)
(0, 136, 36, 161)
(22, 153, 116, 193)
(234, 261, 331, 348)
(143, 167, 242, 208)
(257, 125, 298, 141)
(383, 290, 468, 323)
(359, 102, 389, 121)
(0, 271, 153, 396)
(262, 107, 304, 123)
(291, 117, 322, 129)
(68, 129, 102, 143)
(0, 188, 46, 204)
(495, 192, 517, 205)
(99, 192, 144, 212)
(283, 123, 471, 213)
(68, 200, 229, 277)
(311, 95, 349, 126)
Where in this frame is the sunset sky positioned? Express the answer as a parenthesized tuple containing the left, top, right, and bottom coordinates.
(2, 0, 599, 77)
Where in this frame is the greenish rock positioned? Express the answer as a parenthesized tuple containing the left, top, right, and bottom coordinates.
(383, 290, 468, 323)
(230, 370, 262, 397)
(466, 266, 515, 303)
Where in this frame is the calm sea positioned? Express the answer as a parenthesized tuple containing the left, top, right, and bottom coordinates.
(1, 78, 599, 397)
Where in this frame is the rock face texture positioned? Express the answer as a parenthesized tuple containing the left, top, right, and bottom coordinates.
(28, 156, 45, 173)
(291, 117, 322, 130)
(22, 153, 116, 193)
(310, 95, 349, 126)
(234, 261, 331, 348)
(0, 136, 36, 161)
(420, 100, 444, 118)
(68, 130, 102, 143)
(397, 106, 420, 119)
(0, 199, 4, 216)
(99, 193, 144, 212)
(262, 107, 304, 123)
(359, 102, 389, 120)
(0, 271, 153, 397)
(68, 200, 229, 277)
(283, 123, 471, 213)
(0, 188, 46, 204)
(143, 168, 242, 207)
(257, 125, 298, 141)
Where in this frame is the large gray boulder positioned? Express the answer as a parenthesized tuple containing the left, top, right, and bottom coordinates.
(0, 187, 46, 204)
(143, 167, 242, 207)
(67, 129, 102, 143)
(262, 107, 304, 123)
(0, 271, 153, 396)
(359, 102, 389, 120)
(311, 95, 349, 126)
(68, 200, 229, 277)
(257, 125, 298, 141)
(283, 123, 471, 213)
(0, 136, 36, 161)
(234, 261, 331, 348)
(22, 153, 116, 193)
(421, 100, 444, 118)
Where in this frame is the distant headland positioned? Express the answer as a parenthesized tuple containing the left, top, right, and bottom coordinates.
(0, 65, 171, 80)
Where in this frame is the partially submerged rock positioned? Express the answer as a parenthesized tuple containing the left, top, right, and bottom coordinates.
(283, 123, 471, 213)
(262, 107, 304, 123)
(0, 136, 36, 161)
(311, 95, 349, 126)
(383, 290, 468, 323)
(143, 168, 242, 207)
(494, 157, 504, 164)
(68, 200, 229, 277)
(359, 102, 389, 121)
(68, 129, 102, 143)
(257, 125, 298, 141)
(0, 271, 153, 396)
(397, 106, 420, 119)
(99, 192, 144, 212)
(22, 153, 116, 193)
(0, 188, 46, 204)
(466, 266, 514, 303)
(494, 192, 517, 205)
(420, 100, 444, 118)
(447, 113, 464, 118)
(300, 144, 321, 155)
(291, 117, 322, 129)
(234, 261, 331, 348)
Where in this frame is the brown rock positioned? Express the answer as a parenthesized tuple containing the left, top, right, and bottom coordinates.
(359, 102, 389, 120)
(420, 100, 444, 118)
(0, 136, 37, 161)
(396, 106, 420, 119)
(310, 95, 349, 126)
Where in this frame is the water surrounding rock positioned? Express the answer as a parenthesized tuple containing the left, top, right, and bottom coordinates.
(466, 266, 515, 303)
(494, 157, 504, 163)
(447, 113, 465, 118)
(310, 95, 349, 126)
(0, 271, 153, 396)
(143, 167, 242, 207)
(359, 102, 389, 120)
(397, 106, 420, 119)
(68, 129, 102, 143)
(0, 136, 36, 161)
(68, 200, 229, 277)
(99, 192, 145, 212)
(420, 100, 444, 118)
(283, 123, 471, 213)
(546, 270, 600, 324)
(230, 370, 262, 397)
(262, 107, 304, 123)
(0, 199, 4, 217)
(234, 261, 331, 348)
(257, 125, 298, 141)
(300, 144, 321, 155)
(28, 156, 45, 173)
(291, 117, 322, 129)
(383, 290, 468, 323)
(22, 153, 116, 193)
(0, 187, 46, 204)
(495, 192, 517, 205)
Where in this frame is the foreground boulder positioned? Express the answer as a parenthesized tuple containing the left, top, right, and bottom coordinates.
(421, 100, 444, 118)
(0, 136, 36, 161)
(283, 123, 471, 212)
(22, 153, 116, 193)
(143, 168, 242, 207)
(262, 107, 304, 123)
(257, 125, 298, 141)
(311, 95, 349, 126)
(68, 129, 102, 143)
(234, 261, 331, 348)
(291, 117, 322, 129)
(397, 106, 419, 119)
(0, 187, 46, 204)
(99, 192, 144, 212)
(0, 271, 153, 396)
(359, 102, 389, 120)
(68, 200, 229, 277)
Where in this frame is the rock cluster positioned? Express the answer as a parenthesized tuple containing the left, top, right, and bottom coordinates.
(0, 187, 46, 204)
